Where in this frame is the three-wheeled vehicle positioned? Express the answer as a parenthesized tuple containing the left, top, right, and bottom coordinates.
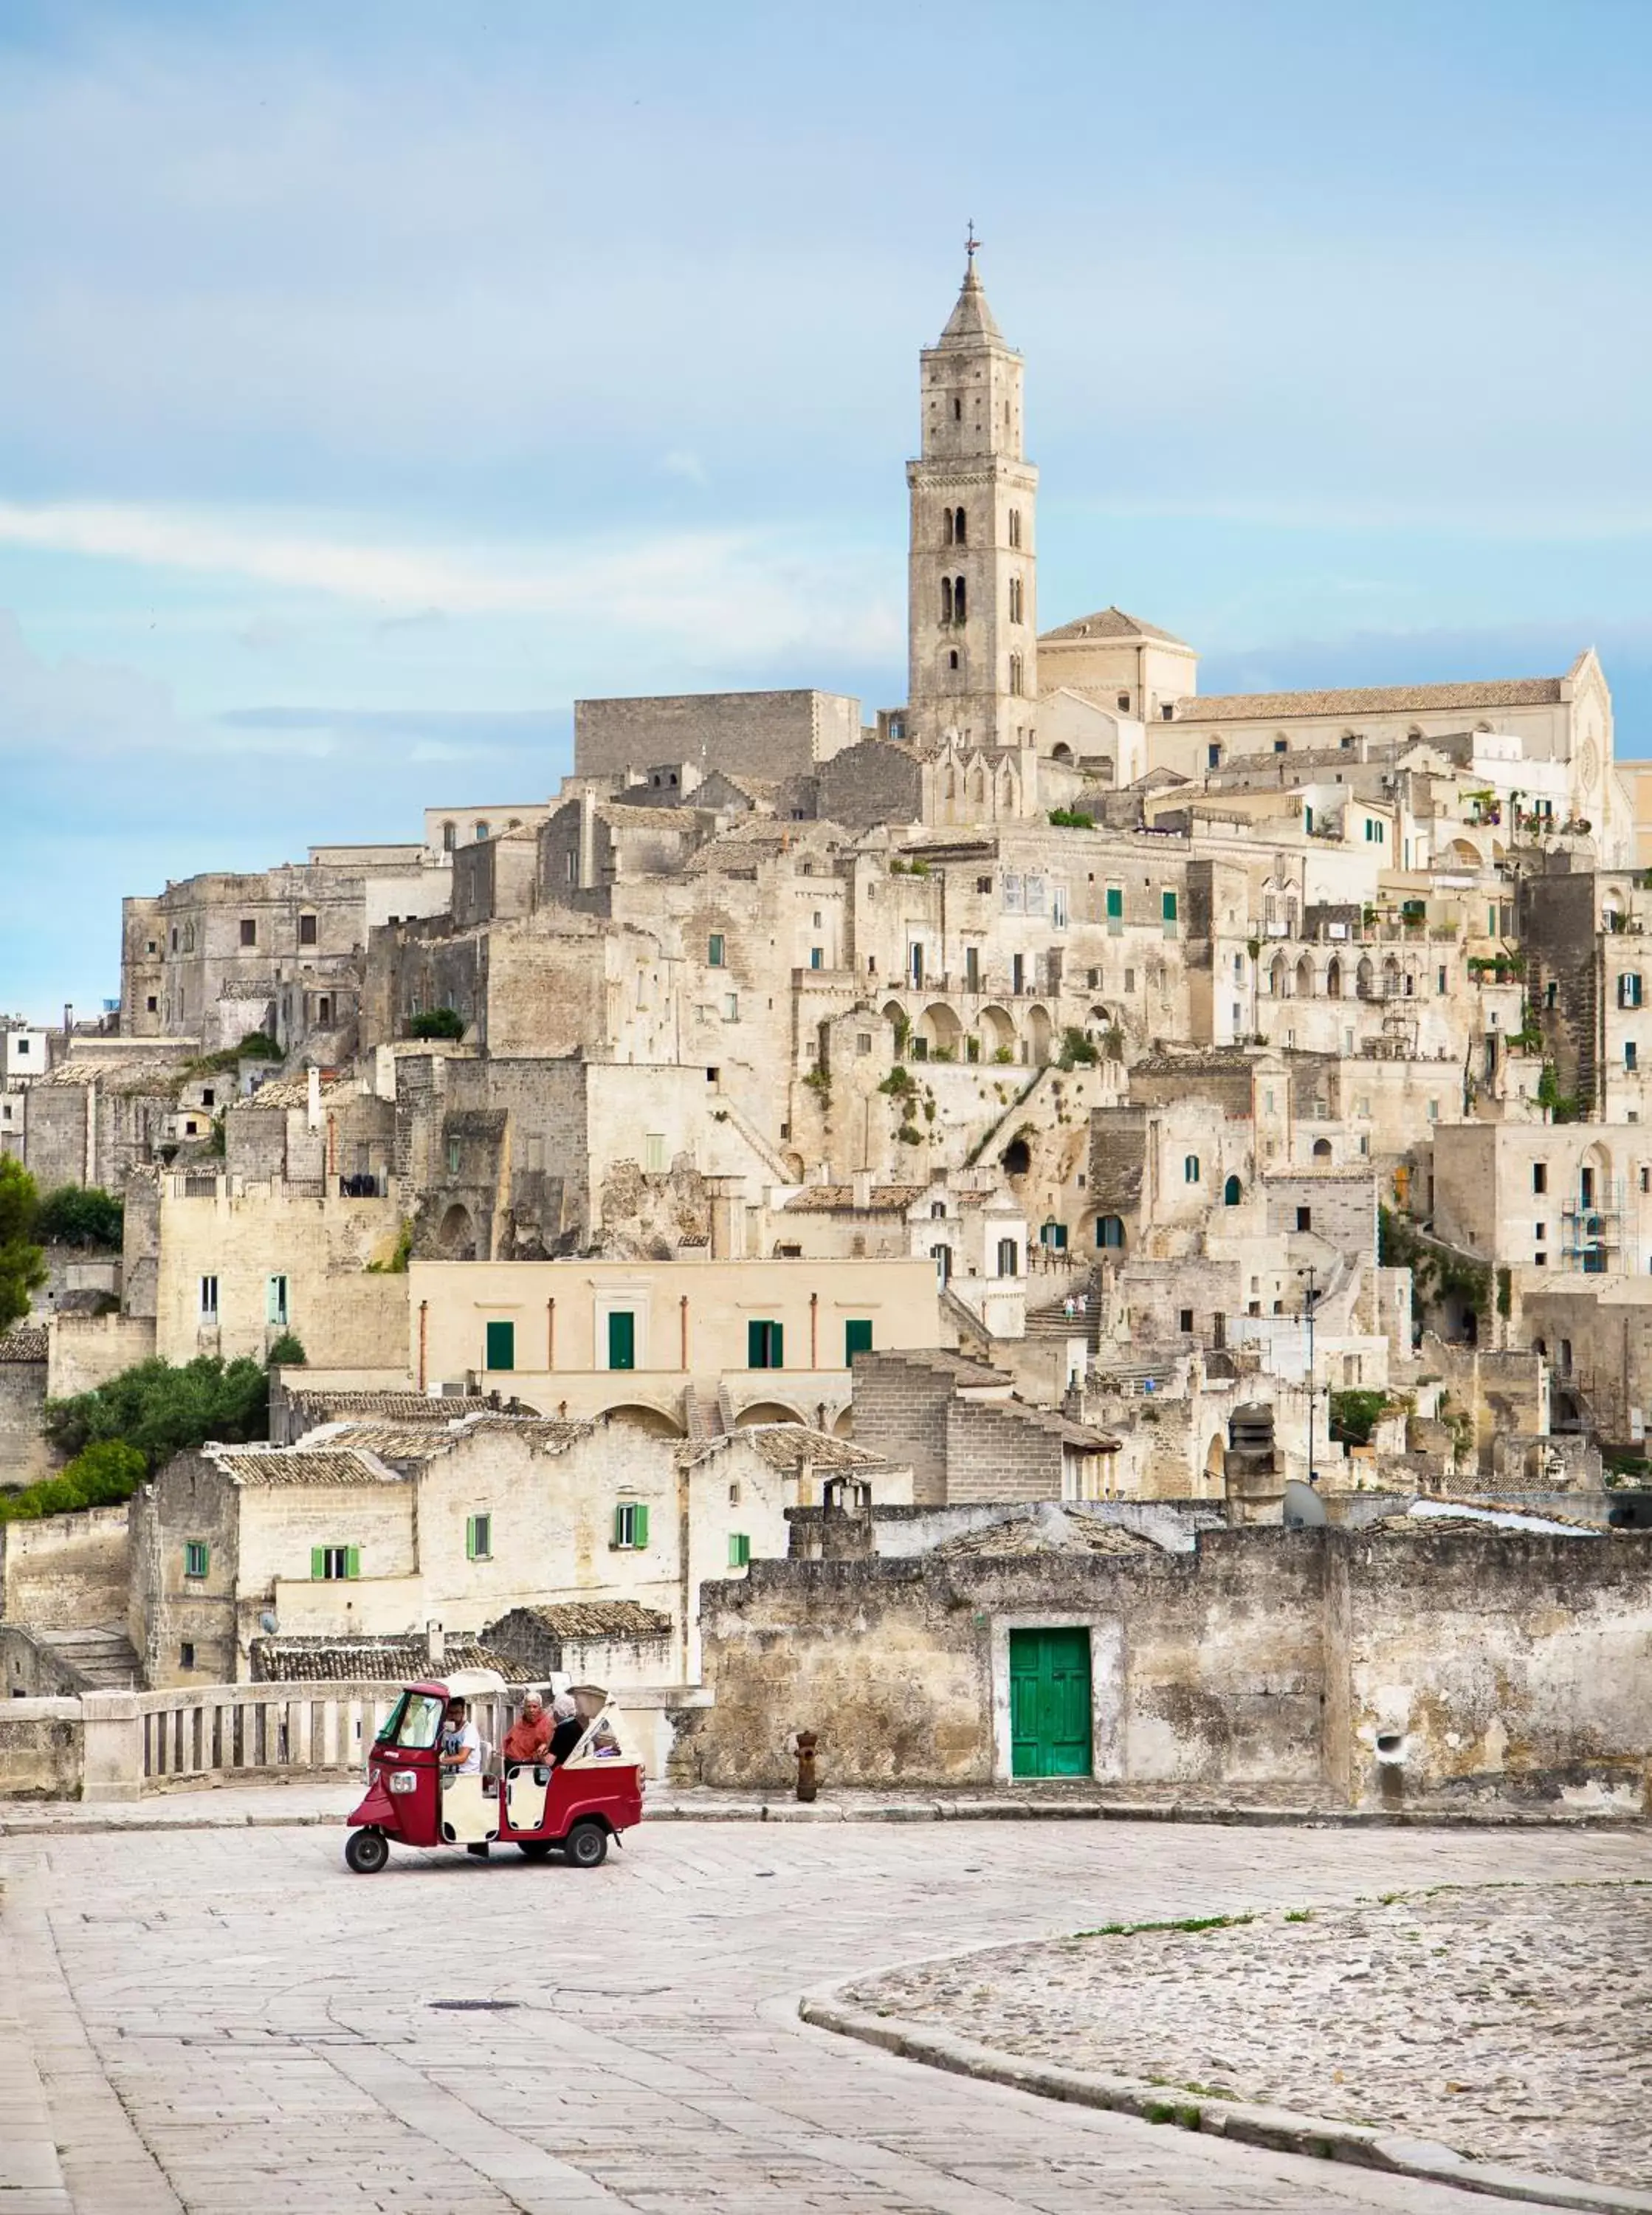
(343, 1669, 644, 1874)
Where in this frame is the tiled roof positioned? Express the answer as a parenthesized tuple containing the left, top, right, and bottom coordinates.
(687, 1424, 887, 1474)
(1171, 676, 1566, 724)
(236, 1074, 355, 1111)
(300, 1414, 593, 1462)
(283, 1390, 489, 1421)
(932, 1508, 1152, 1561)
(0, 1323, 47, 1363)
(208, 1446, 403, 1488)
(782, 1182, 926, 1215)
(1040, 606, 1192, 648)
(250, 1635, 530, 1683)
(506, 1600, 673, 1641)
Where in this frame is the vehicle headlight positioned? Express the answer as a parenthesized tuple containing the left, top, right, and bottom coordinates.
(387, 1769, 419, 1795)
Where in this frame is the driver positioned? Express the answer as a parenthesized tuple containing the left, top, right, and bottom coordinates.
(438, 1698, 481, 1776)
(502, 1691, 551, 1766)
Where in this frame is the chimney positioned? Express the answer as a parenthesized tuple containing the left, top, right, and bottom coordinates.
(425, 1621, 446, 1668)
(306, 1064, 322, 1130)
(851, 1169, 873, 1210)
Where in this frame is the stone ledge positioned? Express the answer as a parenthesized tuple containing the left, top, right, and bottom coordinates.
(799, 1991, 1652, 2215)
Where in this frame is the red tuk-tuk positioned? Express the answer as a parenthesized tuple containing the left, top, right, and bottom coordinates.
(344, 1671, 644, 1873)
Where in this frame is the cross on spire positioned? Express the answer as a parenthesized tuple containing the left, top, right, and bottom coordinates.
(965, 219, 981, 268)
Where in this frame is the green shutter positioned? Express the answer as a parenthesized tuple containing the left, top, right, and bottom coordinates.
(729, 1533, 750, 1568)
(345, 1547, 360, 1579)
(311, 1547, 325, 1580)
(1162, 889, 1177, 922)
(608, 1310, 636, 1370)
(465, 1517, 476, 1561)
(633, 1503, 650, 1550)
(613, 1505, 625, 1548)
(844, 1319, 873, 1364)
(485, 1319, 514, 1372)
(1105, 886, 1122, 919)
(748, 1319, 763, 1367)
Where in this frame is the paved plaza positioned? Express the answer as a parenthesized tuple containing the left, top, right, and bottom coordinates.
(1, 1803, 1648, 2214)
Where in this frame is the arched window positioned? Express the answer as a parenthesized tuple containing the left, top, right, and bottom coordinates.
(1008, 508, 1022, 549)
(1326, 958, 1342, 999)
(954, 575, 967, 622)
(474, 821, 489, 841)
(1223, 1175, 1242, 1206)
(1312, 1137, 1332, 1161)
(949, 650, 959, 670)
(952, 396, 962, 421)
(441, 821, 456, 853)
(940, 577, 953, 624)
(1009, 653, 1023, 696)
(1295, 955, 1315, 998)
(954, 506, 966, 545)
(943, 509, 954, 546)
(1095, 1214, 1125, 1249)
(1184, 1155, 1201, 1184)
(1008, 576, 1022, 623)
(997, 1237, 1019, 1276)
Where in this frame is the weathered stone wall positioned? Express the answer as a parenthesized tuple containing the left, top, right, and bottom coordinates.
(0, 1506, 129, 1630)
(685, 1526, 1652, 1810)
(943, 1398, 1066, 1503)
(574, 690, 859, 781)
(0, 1700, 81, 1798)
(0, 1352, 51, 1485)
(816, 742, 923, 831)
(47, 1312, 158, 1399)
(1262, 1171, 1375, 1250)
(850, 1353, 969, 1506)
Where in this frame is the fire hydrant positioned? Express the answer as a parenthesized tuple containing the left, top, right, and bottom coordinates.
(794, 1729, 819, 1803)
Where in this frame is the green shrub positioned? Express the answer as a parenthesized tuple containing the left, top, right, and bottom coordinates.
(44, 1354, 270, 1473)
(1329, 1389, 1390, 1447)
(0, 1439, 146, 1522)
(407, 1007, 466, 1041)
(0, 1158, 46, 1333)
(34, 1185, 125, 1250)
(266, 1333, 307, 1367)
(1047, 808, 1095, 830)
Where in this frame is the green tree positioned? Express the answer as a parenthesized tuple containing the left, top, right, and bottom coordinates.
(0, 1157, 46, 1333)
(407, 1008, 466, 1040)
(34, 1184, 125, 1250)
(266, 1332, 307, 1367)
(0, 1440, 147, 1523)
(44, 1354, 270, 1473)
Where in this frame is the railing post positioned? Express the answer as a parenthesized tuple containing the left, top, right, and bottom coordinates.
(80, 1692, 143, 1802)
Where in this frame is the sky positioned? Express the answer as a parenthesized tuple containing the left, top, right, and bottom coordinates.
(7, 0, 1652, 1020)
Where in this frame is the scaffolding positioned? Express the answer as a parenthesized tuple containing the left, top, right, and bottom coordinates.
(1561, 1174, 1626, 1271)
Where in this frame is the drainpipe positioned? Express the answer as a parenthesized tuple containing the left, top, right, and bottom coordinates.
(546, 1297, 555, 1371)
(810, 1291, 819, 1368)
(680, 1294, 689, 1373)
(417, 1299, 428, 1392)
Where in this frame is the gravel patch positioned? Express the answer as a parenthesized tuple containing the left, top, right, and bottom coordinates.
(847, 1880, 1652, 2191)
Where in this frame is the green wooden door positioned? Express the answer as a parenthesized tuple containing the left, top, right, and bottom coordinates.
(1009, 1627, 1092, 1778)
(608, 1310, 636, 1371)
(485, 1319, 514, 1373)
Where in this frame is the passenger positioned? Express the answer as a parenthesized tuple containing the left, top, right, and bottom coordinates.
(503, 1692, 551, 1766)
(548, 1692, 584, 1766)
(438, 1698, 482, 1775)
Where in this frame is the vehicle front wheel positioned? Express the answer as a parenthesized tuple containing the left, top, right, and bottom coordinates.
(345, 1827, 390, 1875)
(563, 1820, 608, 1868)
(517, 1840, 554, 1861)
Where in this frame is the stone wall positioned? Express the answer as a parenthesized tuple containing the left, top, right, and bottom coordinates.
(0, 1506, 130, 1631)
(0, 1699, 81, 1798)
(47, 1312, 157, 1399)
(684, 1525, 1652, 1811)
(0, 1350, 51, 1485)
(574, 690, 859, 781)
(816, 741, 923, 831)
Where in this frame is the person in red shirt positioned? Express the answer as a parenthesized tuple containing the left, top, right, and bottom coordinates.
(502, 1691, 551, 1765)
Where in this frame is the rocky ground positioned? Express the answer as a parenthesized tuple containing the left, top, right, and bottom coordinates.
(848, 1877, 1652, 2191)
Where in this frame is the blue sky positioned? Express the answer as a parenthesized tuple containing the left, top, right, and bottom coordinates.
(7, 0, 1652, 1020)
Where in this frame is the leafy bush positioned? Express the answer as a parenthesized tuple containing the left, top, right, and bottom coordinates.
(0, 1158, 46, 1333)
(1329, 1390, 1391, 1447)
(367, 1220, 414, 1275)
(266, 1333, 307, 1367)
(1047, 808, 1095, 829)
(34, 1185, 125, 1250)
(0, 1439, 148, 1522)
(44, 1354, 271, 1473)
(1057, 1026, 1098, 1068)
(407, 1008, 466, 1040)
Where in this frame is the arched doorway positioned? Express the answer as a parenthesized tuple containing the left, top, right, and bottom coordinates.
(734, 1401, 807, 1427)
(916, 1002, 963, 1059)
(1025, 1005, 1053, 1064)
(978, 1004, 1015, 1058)
(1269, 953, 1289, 997)
(602, 1403, 686, 1438)
(1295, 955, 1315, 997)
(437, 1203, 477, 1259)
(1223, 1175, 1242, 1206)
(1326, 957, 1342, 998)
(1001, 1133, 1031, 1176)
(1095, 1214, 1125, 1249)
(1312, 1137, 1332, 1161)
(1203, 1432, 1226, 1495)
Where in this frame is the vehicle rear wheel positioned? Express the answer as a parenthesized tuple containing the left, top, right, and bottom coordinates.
(517, 1840, 554, 1860)
(345, 1827, 390, 1875)
(564, 1820, 608, 1868)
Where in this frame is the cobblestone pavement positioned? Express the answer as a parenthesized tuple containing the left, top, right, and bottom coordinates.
(3, 1817, 1648, 2214)
(850, 1875, 1652, 2193)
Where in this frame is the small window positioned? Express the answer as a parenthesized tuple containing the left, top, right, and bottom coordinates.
(844, 1318, 873, 1364)
(748, 1319, 784, 1369)
(239, 918, 256, 947)
(1178, 1308, 1194, 1333)
(708, 933, 726, 966)
(1106, 885, 1123, 922)
(184, 1541, 209, 1579)
(1162, 890, 1178, 927)
(810, 947, 824, 970)
(644, 1133, 667, 1172)
(298, 913, 318, 947)
(466, 1513, 492, 1562)
(1184, 1154, 1200, 1184)
(447, 1138, 461, 1174)
(1533, 1162, 1547, 1194)
(1095, 1215, 1124, 1249)
(485, 1319, 515, 1372)
(1622, 974, 1644, 1009)
(613, 1501, 650, 1550)
(202, 1088, 215, 1108)
(146, 997, 158, 1012)
(1273, 738, 1287, 755)
(312, 1546, 359, 1581)
(180, 1642, 196, 1669)
(723, 992, 739, 1021)
(728, 1532, 751, 1569)
(474, 821, 489, 841)
(1207, 743, 1222, 770)
(1427, 1098, 1439, 1122)
(442, 821, 456, 853)
(266, 1274, 289, 1326)
(1296, 1205, 1312, 1232)
(199, 1274, 218, 1320)
(997, 1237, 1020, 1276)
(1628, 1042, 1639, 1073)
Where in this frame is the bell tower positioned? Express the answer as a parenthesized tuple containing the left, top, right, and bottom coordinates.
(906, 233, 1038, 749)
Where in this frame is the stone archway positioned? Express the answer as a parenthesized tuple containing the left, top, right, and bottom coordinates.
(1025, 1005, 1053, 1065)
(978, 1004, 1015, 1058)
(437, 1202, 477, 1259)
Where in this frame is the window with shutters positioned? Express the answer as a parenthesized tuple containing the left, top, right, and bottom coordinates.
(1622, 973, 1644, 1009)
(643, 1133, 667, 1172)
(484, 1319, 515, 1372)
(844, 1318, 873, 1364)
(612, 1501, 650, 1550)
(708, 933, 726, 966)
(184, 1541, 209, 1579)
(466, 1514, 492, 1562)
(747, 1319, 784, 1369)
(1162, 889, 1178, 933)
(312, 1546, 359, 1580)
(728, 1532, 751, 1569)
(199, 1274, 218, 1320)
(1184, 1154, 1200, 1184)
(266, 1274, 289, 1326)
(298, 912, 318, 946)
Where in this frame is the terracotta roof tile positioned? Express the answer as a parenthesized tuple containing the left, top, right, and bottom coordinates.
(0, 1323, 47, 1363)
(207, 1446, 403, 1488)
(1040, 606, 1192, 648)
(1171, 676, 1566, 724)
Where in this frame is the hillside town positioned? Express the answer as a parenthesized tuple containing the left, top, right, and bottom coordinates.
(2, 250, 1650, 1817)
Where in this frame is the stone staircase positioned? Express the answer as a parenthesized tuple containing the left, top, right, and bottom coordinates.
(1025, 1268, 1102, 1355)
(36, 1626, 141, 1690)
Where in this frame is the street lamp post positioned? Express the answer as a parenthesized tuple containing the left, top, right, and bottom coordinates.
(1298, 1263, 1320, 1484)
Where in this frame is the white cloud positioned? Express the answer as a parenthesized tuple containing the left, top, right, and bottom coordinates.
(662, 450, 709, 486)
